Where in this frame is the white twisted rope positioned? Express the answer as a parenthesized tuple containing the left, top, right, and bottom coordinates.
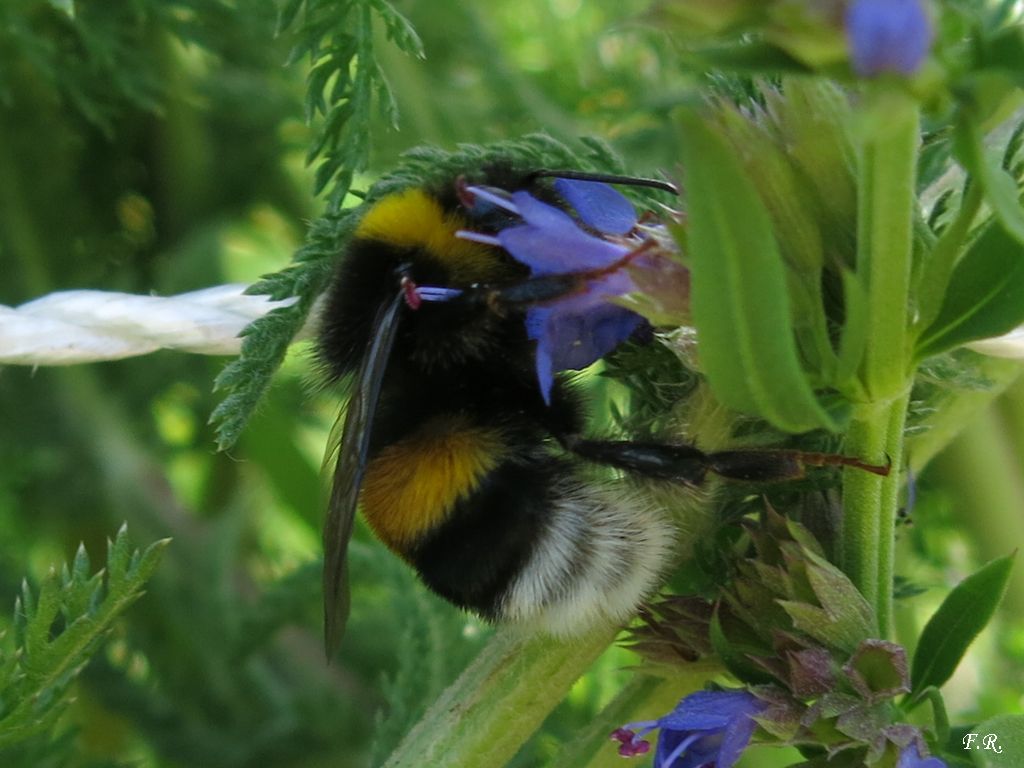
(0, 285, 299, 365)
(2, 284, 1023, 367)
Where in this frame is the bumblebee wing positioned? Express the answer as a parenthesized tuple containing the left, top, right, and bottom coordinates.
(323, 288, 405, 657)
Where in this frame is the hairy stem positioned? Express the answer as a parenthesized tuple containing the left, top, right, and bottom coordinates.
(843, 89, 920, 636)
(382, 626, 617, 768)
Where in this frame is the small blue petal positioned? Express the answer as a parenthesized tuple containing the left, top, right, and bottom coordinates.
(553, 178, 638, 235)
(658, 691, 759, 730)
(511, 191, 582, 234)
(526, 299, 642, 397)
(897, 744, 946, 768)
(846, 0, 932, 77)
(499, 224, 629, 276)
(645, 691, 764, 768)
(533, 327, 556, 405)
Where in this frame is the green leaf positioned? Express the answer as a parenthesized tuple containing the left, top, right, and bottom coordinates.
(835, 269, 869, 391)
(708, 605, 774, 685)
(910, 553, 1016, 698)
(0, 526, 169, 750)
(915, 221, 1024, 360)
(676, 109, 837, 433)
(954, 115, 1024, 245)
(970, 714, 1024, 767)
(681, 42, 813, 74)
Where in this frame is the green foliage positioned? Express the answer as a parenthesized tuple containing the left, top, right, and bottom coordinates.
(0, 526, 167, 754)
(910, 553, 1016, 699)
(278, 0, 424, 210)
(953, 115, 1024, 246)
(5, 0, 1024, 765)
(915, 221, 1024, 359)
(676, 109, 838, 434)
(0, 0, 164, 134)
(970, 714, 1024, 766)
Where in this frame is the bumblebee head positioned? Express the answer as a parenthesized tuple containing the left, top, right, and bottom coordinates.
(317, 182, 531, 380)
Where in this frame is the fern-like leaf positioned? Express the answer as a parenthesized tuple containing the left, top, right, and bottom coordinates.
(0, 525, 169, 750)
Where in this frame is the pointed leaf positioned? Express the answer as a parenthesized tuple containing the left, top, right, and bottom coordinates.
(911, 553, 1015, 697)
(915, 220, 1024, 359)
(677, 109, 836, 433)
(954, 116, 1024, 245)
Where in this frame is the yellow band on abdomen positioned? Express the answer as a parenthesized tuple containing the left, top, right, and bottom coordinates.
(360, 416, 506, 553)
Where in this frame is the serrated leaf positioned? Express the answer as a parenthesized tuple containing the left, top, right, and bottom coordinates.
(910, 553, 1015, 698)
(107, 523, 132, 583)
(677, 109, 837, 434)
(915, 221, 1024, 359)
(24, 570, 61, 662)
(0, 528, 168, 750)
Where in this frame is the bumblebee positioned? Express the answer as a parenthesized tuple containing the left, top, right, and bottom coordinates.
(316, 166, 888, 653)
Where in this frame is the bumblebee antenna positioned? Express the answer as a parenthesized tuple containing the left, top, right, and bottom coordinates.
(529, 169, 678, 196)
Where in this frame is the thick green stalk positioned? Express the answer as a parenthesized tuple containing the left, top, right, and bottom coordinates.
(382, 625, 617, 768)
(856, 91, 918, 401)
(842, 394, 910, 639)
(842, 90, 920, 637)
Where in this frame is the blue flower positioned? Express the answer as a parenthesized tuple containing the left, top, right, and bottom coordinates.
(459, 179, 648, 403)
(897, 743, 946, 768)
(845, 0, 932, 77)
(611, 690, 765, 768)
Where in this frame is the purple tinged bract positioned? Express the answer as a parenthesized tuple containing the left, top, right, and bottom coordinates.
(612, 689, 765, 768)
(845, 0, 932, 77)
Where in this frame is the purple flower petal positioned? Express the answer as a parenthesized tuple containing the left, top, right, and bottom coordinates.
(658, 690, 761, 731)
(482, 189, 652, 401)
(612, 690, 765, 768)
(526, 297, 642, 404)
(897, 743, 946, 768)
(499, 224, 629, 276)
(553, 178, 638, 235)
(846, 0, 932, 77)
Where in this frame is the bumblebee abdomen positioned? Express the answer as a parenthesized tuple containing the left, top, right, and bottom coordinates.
(360, 411, 674, 631)
(360, 415, 508, 553)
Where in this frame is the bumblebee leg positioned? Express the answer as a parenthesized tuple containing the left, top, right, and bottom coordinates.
(560, 436, 710, 485)
(706, 450, 891, 482)
(562, 436, 891, 485)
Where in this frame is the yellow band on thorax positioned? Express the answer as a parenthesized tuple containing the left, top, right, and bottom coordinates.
(356, 188, 508, 283)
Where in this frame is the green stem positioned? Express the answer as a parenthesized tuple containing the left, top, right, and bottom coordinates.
(842, 394, 910, 639)
(843, 90, 920, 636)
(382, 625, 617, 768)
(857, 91, 919, 401)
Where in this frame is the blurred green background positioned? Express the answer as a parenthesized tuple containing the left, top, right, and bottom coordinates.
(0, 1, 1021, 766)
